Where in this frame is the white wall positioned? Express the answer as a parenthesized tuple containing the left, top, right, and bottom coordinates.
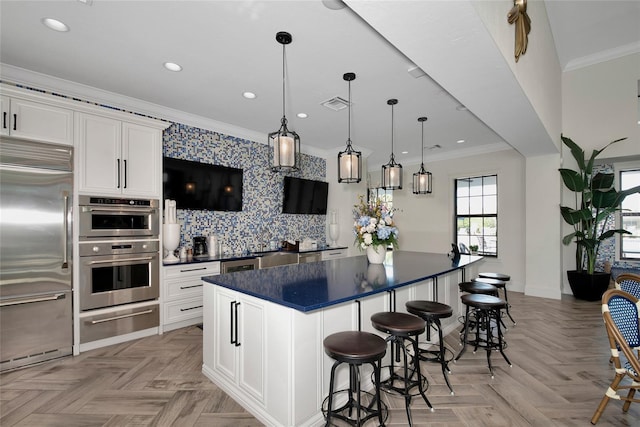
(391, 148, 527, 293)
(560, 52, 640, 292)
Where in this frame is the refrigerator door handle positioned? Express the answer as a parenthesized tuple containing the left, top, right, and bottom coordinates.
(0, 292, 66, 307)
(62, 193, 69, 269)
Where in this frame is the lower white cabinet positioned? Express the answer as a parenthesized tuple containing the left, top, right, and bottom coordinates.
(162, 261, 219, 331)
(208, 285, 265, 404)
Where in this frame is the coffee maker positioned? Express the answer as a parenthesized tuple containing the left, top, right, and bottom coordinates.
(193, 236, 207, 256)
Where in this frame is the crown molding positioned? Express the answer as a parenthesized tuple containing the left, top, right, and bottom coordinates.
(563, 41, 640, 72)
(1, 64, 322, 152)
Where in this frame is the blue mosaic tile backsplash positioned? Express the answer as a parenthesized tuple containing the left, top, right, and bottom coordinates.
(163, 123, 327, 254)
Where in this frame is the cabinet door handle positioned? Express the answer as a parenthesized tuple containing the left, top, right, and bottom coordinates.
(230, 301, 236, 345)
(12, 113, 17, 131)
(234, 301, 241, 347)
(179, 284, 203, 290)
(123, 159, 127, 188)
(116, 159, 121, 188)
(2, 112, 6, 129)
(179, 305, 203, 312)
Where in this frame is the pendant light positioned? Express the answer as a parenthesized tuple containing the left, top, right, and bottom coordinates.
(268, 31, 300, 172)
(381, 99, 403, 190)
(413, 116, 433, 194)
(337, 72, 362, 183)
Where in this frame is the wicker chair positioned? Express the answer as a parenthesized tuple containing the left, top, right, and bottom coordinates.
(615, 273, 640, 299)
(591, 289, 640, 424)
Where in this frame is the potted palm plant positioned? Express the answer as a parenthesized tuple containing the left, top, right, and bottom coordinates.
(559, 135, 640, 301)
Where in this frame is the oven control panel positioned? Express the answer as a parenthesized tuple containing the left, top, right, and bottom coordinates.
(79, 240, 159, 257)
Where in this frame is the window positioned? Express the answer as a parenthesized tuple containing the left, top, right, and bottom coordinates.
(620, 168, 640, 259)
(455, 175, 497, 256)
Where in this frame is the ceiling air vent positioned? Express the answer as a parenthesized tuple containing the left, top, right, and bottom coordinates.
(321, 96, 350, 111)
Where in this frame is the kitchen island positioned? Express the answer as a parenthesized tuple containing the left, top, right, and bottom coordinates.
(201, 251, 482, 427)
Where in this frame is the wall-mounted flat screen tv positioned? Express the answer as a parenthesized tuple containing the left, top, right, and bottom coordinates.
(282, 176, 328, 215)
(163, 157, 243, 212)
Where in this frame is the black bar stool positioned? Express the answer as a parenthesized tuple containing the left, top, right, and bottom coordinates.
(455, 293, 512, 378)
(323, 331, 388, 426)
(478, 272, 516, 325)
(405, 300, 455, 395)
(458, 281, 507, 332)
(371, 311, 434, 426)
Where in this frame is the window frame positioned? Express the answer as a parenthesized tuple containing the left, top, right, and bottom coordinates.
(615, 161, 640, 261)
(454, 174, 498, 258)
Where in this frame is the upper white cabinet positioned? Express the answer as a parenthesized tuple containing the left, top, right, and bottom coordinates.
(1, 95, 73, 145)
(77, 112, 164, 198)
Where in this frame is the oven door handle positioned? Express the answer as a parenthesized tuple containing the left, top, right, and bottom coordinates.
(81, 206, 157, 214)
(89, 309, 154, 324)
(88, 256, 154, 265)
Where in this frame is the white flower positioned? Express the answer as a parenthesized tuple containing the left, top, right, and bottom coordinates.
(369, 217, 377, 226)
(363, 233, 373, 245)
(366, 224, 376, 233)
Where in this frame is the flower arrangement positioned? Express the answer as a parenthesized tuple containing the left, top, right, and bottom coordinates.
(353, 195, 399, 250)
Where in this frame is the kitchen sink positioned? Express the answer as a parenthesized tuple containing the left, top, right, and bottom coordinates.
(257, 251, 299, 269)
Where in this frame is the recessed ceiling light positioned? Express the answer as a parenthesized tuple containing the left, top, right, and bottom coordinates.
(457, 139, 465, 144)
(401, 151, 408, 154)
(242, 92, 256, 99)
(163, 62, 182, 72)
(297, 113, 308, 119)
(42, 18, 69, 32)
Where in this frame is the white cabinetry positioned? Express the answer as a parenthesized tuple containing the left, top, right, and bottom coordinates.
(1, 94, 73, 145)
(162, 262, 219, 331)
(77, 112, 164, 198)
(321, 248, 347, 260)
(206, 285, 266, 405)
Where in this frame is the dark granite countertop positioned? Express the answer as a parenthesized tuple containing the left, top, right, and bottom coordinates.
(202, 251, 482, 312)
(163, 246, 348, 267)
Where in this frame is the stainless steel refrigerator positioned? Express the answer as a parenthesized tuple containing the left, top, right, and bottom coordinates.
(0, 137, 73, 371)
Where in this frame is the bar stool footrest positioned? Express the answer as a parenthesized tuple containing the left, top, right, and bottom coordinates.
(321, 388, 388, 426)
(377, 365, 429, 398)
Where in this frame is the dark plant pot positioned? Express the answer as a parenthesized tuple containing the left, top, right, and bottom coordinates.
(567, 270, 611, 302)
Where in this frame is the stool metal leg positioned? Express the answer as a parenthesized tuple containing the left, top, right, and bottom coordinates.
(325, 360, 339, 426)
(436, 319, 454, 395)
(494, 308, 512, 368)
(455, 305, 471, 361)
(502, 288, 516, 325)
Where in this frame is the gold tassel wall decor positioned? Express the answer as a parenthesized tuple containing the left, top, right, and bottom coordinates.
(507, 0, 531, 62)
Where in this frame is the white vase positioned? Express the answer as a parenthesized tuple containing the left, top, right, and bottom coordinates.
(328, 223, 339, 247)
(162, 223, 181, 263)
(366, 245, 387, 264)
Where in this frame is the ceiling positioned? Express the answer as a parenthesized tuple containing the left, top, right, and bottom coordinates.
(1, 1, 638, 170)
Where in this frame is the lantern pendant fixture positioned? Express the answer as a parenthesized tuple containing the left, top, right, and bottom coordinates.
(381, 99, 403, 190)
(268, 31, 300, 172)
(337, 72, 362, 183)
(413, 116, 433, 194)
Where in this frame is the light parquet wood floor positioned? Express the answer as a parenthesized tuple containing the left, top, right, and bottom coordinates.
(1, 292, 639, 426)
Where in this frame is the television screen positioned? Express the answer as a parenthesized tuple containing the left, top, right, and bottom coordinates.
(163, 157, 243, 211)
(282, 176, 328, 215)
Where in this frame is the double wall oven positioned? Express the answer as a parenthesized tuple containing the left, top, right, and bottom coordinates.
(78, 196, 160, 344)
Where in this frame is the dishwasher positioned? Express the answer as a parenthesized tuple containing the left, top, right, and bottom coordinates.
(220, 258, 259, 273)
(298, 252, 322, 264)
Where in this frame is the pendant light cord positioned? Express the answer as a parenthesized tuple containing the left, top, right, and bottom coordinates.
(421, 120, 425, 166)
(281, 43, 286, 120)
(390, 102, 395, 162)
(348, 79, 351, 144)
